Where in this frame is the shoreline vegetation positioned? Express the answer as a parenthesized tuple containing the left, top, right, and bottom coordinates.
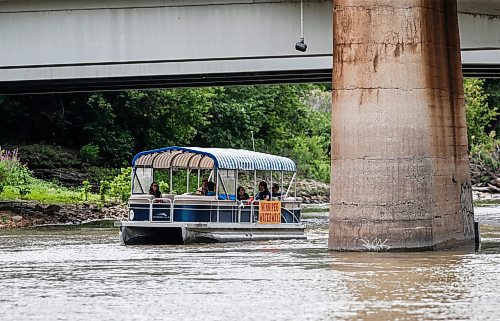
(0, 143, 497, 228)
(0, 80, 499, 228)
(0, 192, 498, 229)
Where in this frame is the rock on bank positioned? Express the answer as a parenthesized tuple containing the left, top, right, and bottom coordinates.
(0, 201, 126, 228)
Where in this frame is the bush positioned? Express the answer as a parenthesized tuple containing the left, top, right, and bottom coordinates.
(99, 180, 111, 201)
(81, 180, 91, 201)
(465, 78, 499, 149)
(87, 167, 121, 185)
(464, 78, 500, 174)
(80, 144, 100, 165)
(290, 136, 330, 183)
(0, 147, 33, 198)
(159, 181, 169, 194)
(109, 167, 132, 202)
(16, 166, 32, 199)
(0, 147, 92, 203)
(0, 165, 7, 194)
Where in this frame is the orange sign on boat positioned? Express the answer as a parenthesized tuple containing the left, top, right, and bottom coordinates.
(258, 201, 281, 224)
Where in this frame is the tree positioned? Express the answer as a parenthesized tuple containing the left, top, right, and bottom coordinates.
(464, 78, 499, 150)
(83, 88, 215, 165)
(197, 84, 331, 181)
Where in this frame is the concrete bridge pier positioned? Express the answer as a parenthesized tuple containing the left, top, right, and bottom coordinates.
(329, 0, 475, 251)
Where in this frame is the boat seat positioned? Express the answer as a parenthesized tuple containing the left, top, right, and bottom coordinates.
(174, 194, 217, 200)
(129, 194, 154, 204)
(174, 195, 218, 203)
(161, 194, 175, 202)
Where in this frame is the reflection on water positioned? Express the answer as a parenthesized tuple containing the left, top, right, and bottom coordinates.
(0, 207, 499, 321)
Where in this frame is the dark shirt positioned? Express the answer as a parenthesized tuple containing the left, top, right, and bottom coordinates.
(149, 190, 161, 198)
(256, 189, 271, 201)
(237, 192, 249, 201)
(272, 192, 282, 199)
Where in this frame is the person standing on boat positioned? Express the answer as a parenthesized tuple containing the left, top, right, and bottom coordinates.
(206, 181, 216, 196)
(149, 182, 161, 198)
(237, 186, 249, 201)
(255, 181, 271, 201)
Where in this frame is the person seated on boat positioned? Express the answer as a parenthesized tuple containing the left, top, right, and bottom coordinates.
(206, 181, 216, 196)
(237, 186, 249, 201)
(195, 178, 209, 195)
(271, 183, 282, 199)
(149, 182, 162, 200)
(255, 181, 271, 201)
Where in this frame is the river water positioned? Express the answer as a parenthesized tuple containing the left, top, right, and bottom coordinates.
(1, 206, 499, 321)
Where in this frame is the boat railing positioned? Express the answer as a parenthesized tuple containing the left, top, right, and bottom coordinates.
(150, 198, 173, 222)
(128, 196, 301, 224)
(280, 207, 301, 224)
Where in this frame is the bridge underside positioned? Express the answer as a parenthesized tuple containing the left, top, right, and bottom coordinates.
(0, 64, 497, 95)
(0, 0, 499, 94)
(1, 69, 331, 94)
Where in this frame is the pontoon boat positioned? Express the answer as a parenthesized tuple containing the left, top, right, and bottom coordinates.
(118, 146, 305, 244)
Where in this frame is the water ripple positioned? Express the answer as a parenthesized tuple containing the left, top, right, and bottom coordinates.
(0, 206, 499, 320)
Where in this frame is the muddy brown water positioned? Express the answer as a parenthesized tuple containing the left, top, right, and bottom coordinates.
(0, 206, 499, 321)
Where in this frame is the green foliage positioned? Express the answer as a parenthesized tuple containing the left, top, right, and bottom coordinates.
(0, 162, 7, 194)
(196, 85, 331, 182)
(99, 180, 111, 202)
(200, 85, 319, 152)
(82, 89, 214, 166)
(153, 169, 199, 194)
(1, 84, 334, 184)
(484, 79, 500, 133)
(80, 143, 100, 165)
(87, 167, 121, 184)
(81, 180, 91, 201)
(290, 135, 331, 182)
(158, 181, 169, 194)
(0, 148, 33, 198)
(480, 175, 490, 184)
(464, 78, 499, 149)
(0, 147, 89, 203)
(0, 184, 86, 204)
(16, 167, 32, 199)
(108, 167, 132, 202)
(464, 78, 500, 172)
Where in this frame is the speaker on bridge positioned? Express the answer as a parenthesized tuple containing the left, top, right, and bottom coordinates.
(294, 0, 307, 52)
(295, 38, 307, 52)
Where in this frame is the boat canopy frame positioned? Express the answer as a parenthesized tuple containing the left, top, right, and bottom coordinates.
(132, 146, 296, 172)
(131, 146, 297, 198)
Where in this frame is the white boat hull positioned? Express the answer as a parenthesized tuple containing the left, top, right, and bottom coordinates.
(119, 222, 306, 245)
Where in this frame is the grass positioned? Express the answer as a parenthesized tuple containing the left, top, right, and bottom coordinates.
(301, 206, 329, 213)
(0, 181, 100, 204)
(474, 198, 500, 207)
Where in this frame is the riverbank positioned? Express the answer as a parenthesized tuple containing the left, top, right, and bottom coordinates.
(0, 189, 498, 228)
(0, 201, 126, 228)
(0, 178, 330, 228)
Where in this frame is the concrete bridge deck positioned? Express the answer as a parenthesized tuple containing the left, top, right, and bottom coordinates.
(0, 0, 499, 94)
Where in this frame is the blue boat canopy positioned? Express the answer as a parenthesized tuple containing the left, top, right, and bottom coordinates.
(132, 146, 296, 172)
